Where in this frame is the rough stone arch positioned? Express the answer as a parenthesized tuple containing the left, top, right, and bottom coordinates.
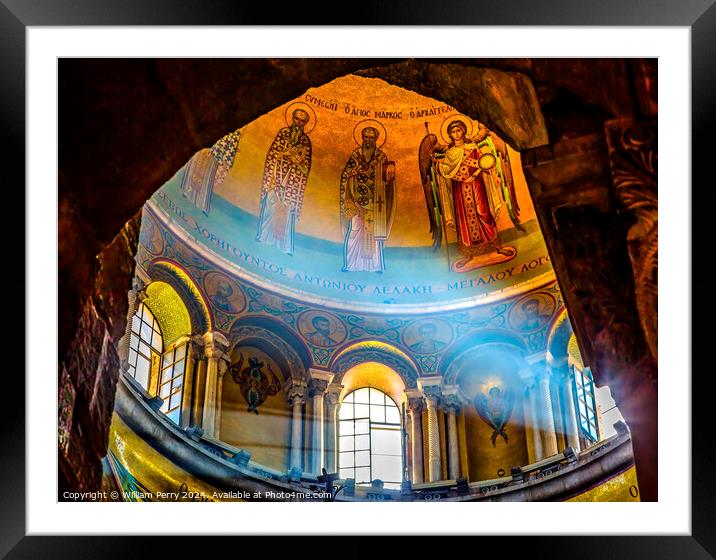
(357, 60, 549, 150)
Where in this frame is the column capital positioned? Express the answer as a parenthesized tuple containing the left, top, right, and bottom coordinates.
(309, 369, 334, 396)
(440, 385, 463, 413)
(406, 395, 425, 415)
(285, 378, 308, 405)
(546, 351, 570, 369)
(525, 351, 548, 366)
(417, 376, 442, 402)
(325, 383, 343, 407)
(441, 395, 463, 414)
(190, 334, 206, 360)
(131, 273, 146, 293)
(135, 265, 152, 288)
(203, 331, 229, 359)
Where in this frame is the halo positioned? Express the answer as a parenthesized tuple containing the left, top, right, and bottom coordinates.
(353, 119, 387, 148)
(284, 102, 317, 134)
(440, 114, 475, 144)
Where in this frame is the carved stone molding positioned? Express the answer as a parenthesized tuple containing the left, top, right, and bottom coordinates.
(606, 119, 658, 362)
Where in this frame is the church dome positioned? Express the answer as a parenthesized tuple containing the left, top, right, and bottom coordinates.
(145, 75, 555, 313)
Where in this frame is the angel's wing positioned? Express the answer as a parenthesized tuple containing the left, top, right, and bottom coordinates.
(418, 123, 443, 251)
(474, 393, 496, 430)
(492, 135, 524, 232)
(229, 352, 244, 383)
(498, 390, 516, 431)
(266, 363, 282, 395)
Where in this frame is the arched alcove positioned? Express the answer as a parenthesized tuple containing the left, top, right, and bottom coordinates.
(330, 341, 420, 389)
(145, 259, 211, 335)
(447, 343, 529, 482)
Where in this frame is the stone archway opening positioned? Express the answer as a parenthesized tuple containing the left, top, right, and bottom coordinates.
(59, 58, 658, 500)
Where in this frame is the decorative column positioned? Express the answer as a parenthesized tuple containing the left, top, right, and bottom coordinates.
(324, 383, 343, 474)
(549, 368, 566, 452)
(536, 367, 559, 457)
(406, 392, 424, 485)
(285, 378, 308, 471)
(309, 370, 333, 475)
(117, 277, 145, 372)
(555, 361, 581, 452)
(213, 357, 230, 439)
(179, 335, 197, 428)
(191, 335, 207, 428)
(521, 372, 544, 463)
(200, 331, 229, 439)
(442, 386, 462, 481)
(419, 377, 443, 482)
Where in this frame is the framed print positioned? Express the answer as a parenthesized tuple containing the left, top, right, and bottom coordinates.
(9, 0, 711, 556)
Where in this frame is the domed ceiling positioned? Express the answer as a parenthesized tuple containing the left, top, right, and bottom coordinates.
(148, 75, 554, 312)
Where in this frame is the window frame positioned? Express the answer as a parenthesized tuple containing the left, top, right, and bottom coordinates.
(126, 301, 164, 391)
(338, 387, 403, 488)
(571, 364, 600, 444)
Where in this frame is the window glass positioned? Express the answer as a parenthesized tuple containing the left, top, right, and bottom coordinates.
(337, 387, 403, 489)
(573, 365, 599, 443)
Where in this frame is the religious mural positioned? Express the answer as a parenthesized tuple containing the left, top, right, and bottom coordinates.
(228, 352, 282, 414)
(203, 270, 247, 315)
(508, 292, 556, 333)
(135, 206, 566, 373)
(419, 116, 523, 272)
(256, 104, 314, 255)
(340, 122, 396, 272)
(474, 385, 516, 446)
(297, 310, 347, 348)
(150, 75, 552, 308)
(401, 319, 453, 355)
(181, 128, 243, 214)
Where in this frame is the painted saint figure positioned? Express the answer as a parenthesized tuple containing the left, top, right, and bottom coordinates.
(181, 128, 242, 214)
(304, 316, 337, 347)
(210, 279, 236, 313)
(517, 298, 552, 331)
(419, 118, 523, 273)
(409, 323, 447, 354)
(340, 126, 396, 272)
(256, 108, 313, 255)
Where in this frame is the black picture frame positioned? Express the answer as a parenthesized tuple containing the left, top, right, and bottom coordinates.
(8, 0, 709, 556)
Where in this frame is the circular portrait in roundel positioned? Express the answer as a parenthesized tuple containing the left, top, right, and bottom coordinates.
(140, 211, 165, 256)
(203, 271, 247, 315)
(508, 292, 556, 333)
(402, 319, 454, 355)
(297, 310, 347, 348)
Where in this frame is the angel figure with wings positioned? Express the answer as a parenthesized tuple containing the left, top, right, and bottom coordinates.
(474, 385, 515, 446)
(419, 117, 524, 273)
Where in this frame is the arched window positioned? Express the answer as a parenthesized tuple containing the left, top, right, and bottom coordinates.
(158, 342, 187, 424)
(338, 387, 402, 489)
(127, 301, 163, 391)
(572, 365, 599, 443)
